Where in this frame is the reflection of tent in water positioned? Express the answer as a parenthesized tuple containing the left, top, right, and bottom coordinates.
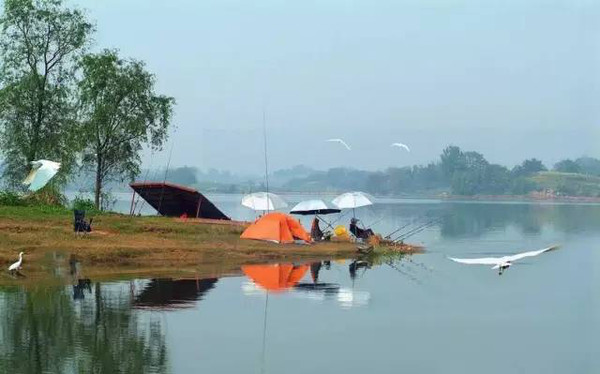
(129, 182, 229, 220)
(242, 264, 309, 292)
(133, 278, 218, 310)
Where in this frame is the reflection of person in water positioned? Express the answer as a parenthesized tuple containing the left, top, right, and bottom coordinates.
(349, 218, 374, 240)
(310, 262, 322, 283)
(73, 279, 92, 300)
(349, 260, 371, 280)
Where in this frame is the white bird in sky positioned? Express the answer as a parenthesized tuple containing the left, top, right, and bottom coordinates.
(8, 252, 24, 273)
(326, 138, 351, 151)
(449, 245, 559, 275)
(391, 143, 410, 152)
(22, 160, 61, 192)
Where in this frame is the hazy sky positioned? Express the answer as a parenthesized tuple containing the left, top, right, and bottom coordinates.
(77, 0, 598, 173)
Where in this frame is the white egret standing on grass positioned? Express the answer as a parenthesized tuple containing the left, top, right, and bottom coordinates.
(22, 160, 61, 192)
(8, 252, 24, 273)
(448, 245, 559, 275)
(326, 138, 351, 151)
(391, 143, 410, 152)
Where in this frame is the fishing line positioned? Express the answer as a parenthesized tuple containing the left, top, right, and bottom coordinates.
(157, 142, 175, 215)
(133, 151, 154, 215)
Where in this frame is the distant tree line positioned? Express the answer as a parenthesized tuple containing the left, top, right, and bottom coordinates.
(0, 0, 175, 209)
(283, 146, 600, 197)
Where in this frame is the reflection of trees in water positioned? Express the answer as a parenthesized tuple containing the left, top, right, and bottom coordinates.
(372, 202, 600, 238)
(440, 203, 600, 238)
(0, 283, 168, 373)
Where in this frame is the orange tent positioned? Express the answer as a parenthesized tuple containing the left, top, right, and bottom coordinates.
(242, 264, 309, 292)
(241, 212, 311, 243)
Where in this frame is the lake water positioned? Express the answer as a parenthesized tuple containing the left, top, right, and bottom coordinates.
(2, 196, 599, 373)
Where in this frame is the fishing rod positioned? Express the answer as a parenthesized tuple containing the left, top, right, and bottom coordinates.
(329, 209, 350, 226)
(364, 216, 385, 230)
(385, 220, 420, 239)
(133, 151, 154, 215)
(393, 218, 442, 243)
(391, 218, 439, 242)
(157, 142, 175, 215)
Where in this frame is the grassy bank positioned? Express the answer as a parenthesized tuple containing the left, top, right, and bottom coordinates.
(0, 205, 420, 285)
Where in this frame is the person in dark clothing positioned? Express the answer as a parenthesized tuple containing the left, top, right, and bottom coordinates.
(349, 218, 374, 239)
(311, 217, 324, 241)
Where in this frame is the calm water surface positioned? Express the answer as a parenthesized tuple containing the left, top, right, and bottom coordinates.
(2, 197, 599, 373)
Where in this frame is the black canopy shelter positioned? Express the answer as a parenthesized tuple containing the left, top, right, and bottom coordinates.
(129, 182, 230, 220)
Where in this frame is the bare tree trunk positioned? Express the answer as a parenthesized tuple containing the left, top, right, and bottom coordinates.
(95, 157, 102, 209)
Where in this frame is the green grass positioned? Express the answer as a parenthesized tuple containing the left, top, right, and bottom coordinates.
(529, 172, 600, 197)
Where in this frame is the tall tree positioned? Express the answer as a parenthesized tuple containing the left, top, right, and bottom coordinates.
(0, 0, 93, 186)
(553, 159, 581, 174)
(78, 50, 175, 209)
(512, 158, 547, 177)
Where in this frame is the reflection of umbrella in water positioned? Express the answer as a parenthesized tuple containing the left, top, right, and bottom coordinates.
(133, 278, 218, 310)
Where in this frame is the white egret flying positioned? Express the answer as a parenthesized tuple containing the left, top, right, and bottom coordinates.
(22, 160, 61, 192)
(8, 252, 24, 273)
(391, 143, 410, 152)
(449, 245, 559, 275)
(326, 138, 351, 151)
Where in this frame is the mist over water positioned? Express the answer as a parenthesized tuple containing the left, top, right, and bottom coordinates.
(2, 196, 599, 373)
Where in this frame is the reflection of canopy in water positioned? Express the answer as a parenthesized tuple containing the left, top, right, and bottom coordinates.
(133, 278, 218, 310)
(242, 264, 309, 292)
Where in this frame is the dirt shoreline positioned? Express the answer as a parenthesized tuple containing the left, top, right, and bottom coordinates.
(0, 207, 420, 286)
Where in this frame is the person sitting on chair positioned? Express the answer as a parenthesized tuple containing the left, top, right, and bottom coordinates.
(349, 218, 374, 240)
(311, 217, 324, 242)
(74, 210, 93, 234)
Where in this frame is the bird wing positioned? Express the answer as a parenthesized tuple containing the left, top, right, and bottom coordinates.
(504, 246, 559, 263)
(392, 143, 410, 152)
(22, 168, 38, 186)
(327, 138, 351, 150)
(28, 162, 60, 191)
(448, 257, 501, 265)
(8, 260, 20, 271)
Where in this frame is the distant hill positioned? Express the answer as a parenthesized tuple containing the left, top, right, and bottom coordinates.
(529, 172, 600, 198)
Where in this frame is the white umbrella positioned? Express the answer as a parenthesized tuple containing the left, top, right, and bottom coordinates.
(241, 192, 288, 211)
(332, 192, 374, 209)
(332, 191, 374, 218)
(22, 160, 61, 192)
(290, 200, 341, 216)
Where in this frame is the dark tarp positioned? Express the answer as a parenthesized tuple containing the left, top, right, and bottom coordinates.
(130, 182, 230, 220)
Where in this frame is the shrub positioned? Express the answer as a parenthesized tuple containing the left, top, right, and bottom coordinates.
(72, 196, 98, 212)
(0, 191, 27, 206)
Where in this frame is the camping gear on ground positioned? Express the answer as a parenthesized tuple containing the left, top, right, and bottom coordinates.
(289, 200, 341, 215)
(241, 192, 287, 211)
(333, 225, 351, 241)
(23, 160, 61, 192)
(242, 263, 309, 292)
(74, 210, 93, 233)
(240, 212, 311, 243)
(129, 182, 230, 220)
(332, 191, 374, 218)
